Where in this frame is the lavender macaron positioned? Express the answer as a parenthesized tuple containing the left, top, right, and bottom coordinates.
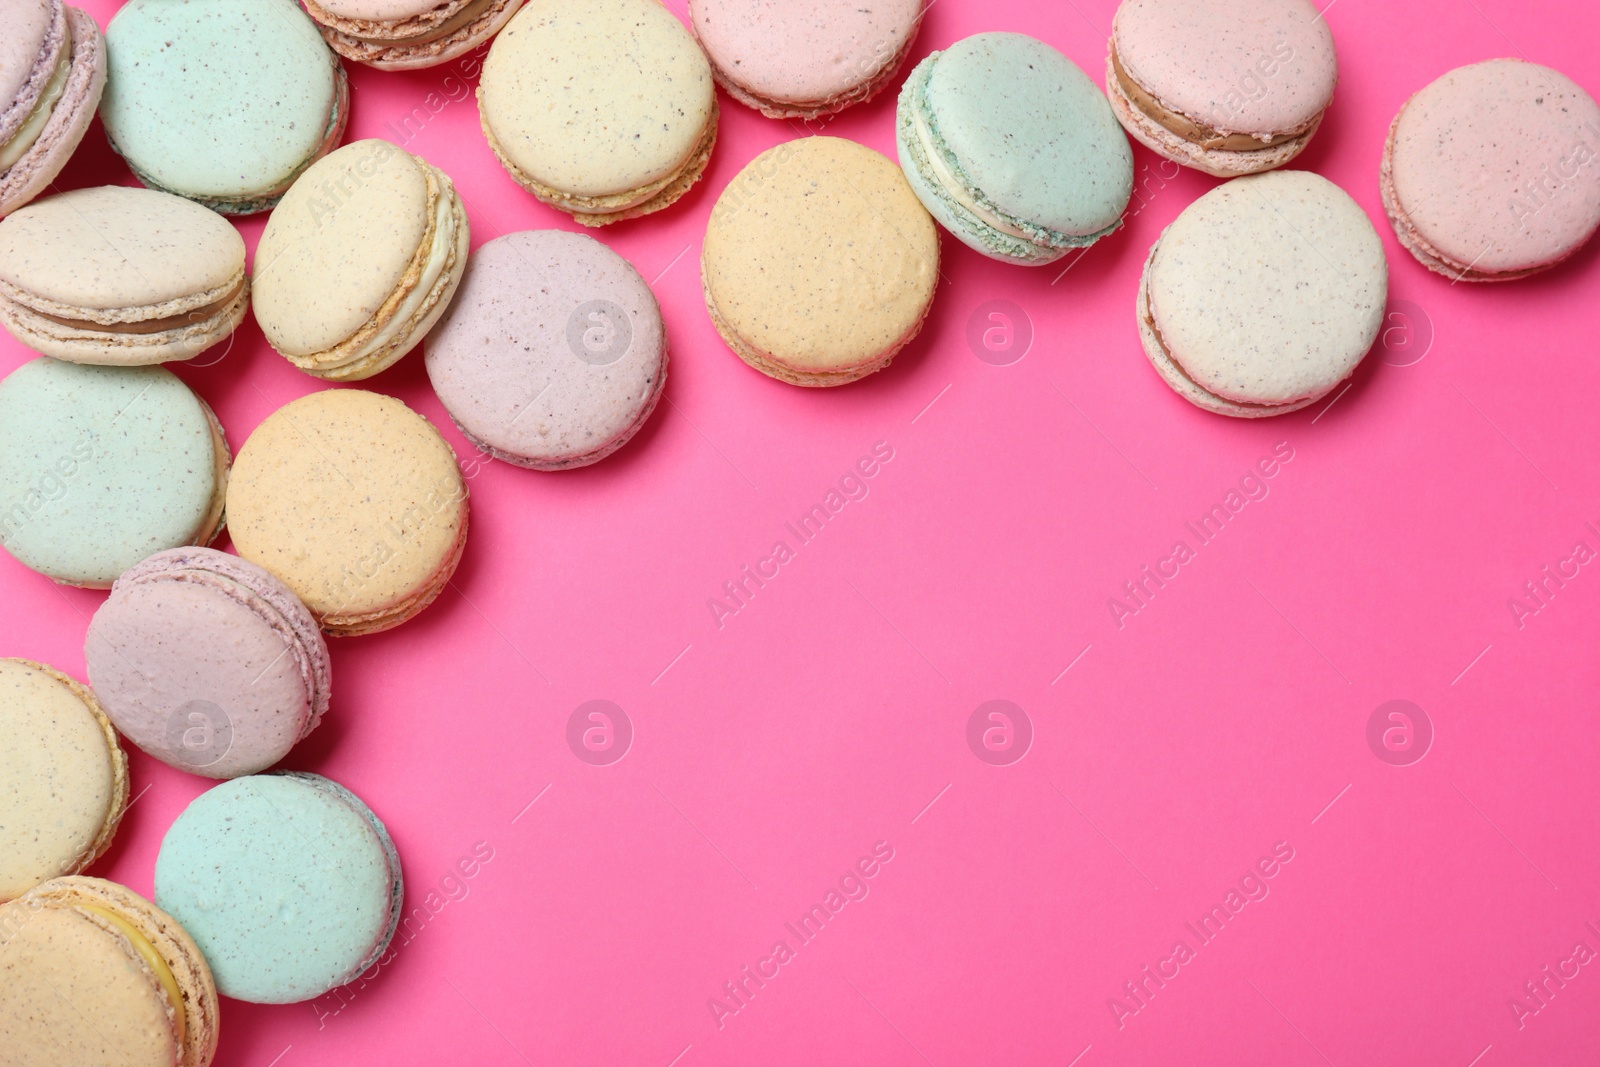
(85, 547, 331, 778)
(425, 230, 667, 470)
(1, 0, 107, 216)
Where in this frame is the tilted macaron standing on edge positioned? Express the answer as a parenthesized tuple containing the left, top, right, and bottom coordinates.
(1382, 59, 1600, 283)
(254, 140, 468, 381)
(101, 0, 348, 215)
(1107, 0, 1337, 177)
(0, 186, 248, 365)
(0, 0, 106, 217)
(689, 0, 924, 120)
(428, 230, 667, 469)
(703, 137, 939, 387)
(0, 359, 230, 587)
(1138, 170, 1387, 418)
(154, 772, 403, 1005)
(0, 876, 220, 1067)
(305, 0, 526, 70)
(86, 548, 332, 779)
(480, 0, 718, 226)
(0, 659, 127, 902)
(226, 389, 468, 636)
(897, 33, 1134, 266)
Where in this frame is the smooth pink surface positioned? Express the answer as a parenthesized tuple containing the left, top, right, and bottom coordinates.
(4, 1, 1600, 1064)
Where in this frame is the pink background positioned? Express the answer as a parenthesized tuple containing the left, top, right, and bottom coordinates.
(5, 0, 1600, 1064)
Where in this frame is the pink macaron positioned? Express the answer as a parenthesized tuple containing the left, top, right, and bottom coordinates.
(1, 0, 107, 216)
(1382, 58, 1600, 282)
(689, 0, 924, 120)
(85, 547, 332, 779)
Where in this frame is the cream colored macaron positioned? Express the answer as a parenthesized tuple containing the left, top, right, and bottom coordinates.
(253, 139, 469, 381)
(702, 136, 939, 387)
(479, 0, 717, 226)
(0, 659, 128, 903)
(225, 389, 468, 636)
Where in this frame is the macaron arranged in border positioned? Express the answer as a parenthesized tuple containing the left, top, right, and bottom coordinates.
(1107, 0, 1337, 177)
(0, 0, 106, 217)
(254, 140, 468, 381)
(480, 0, 718, 226)
(0, 876, 220, 1067)
(1137, 170, 1387, 418)
(0, 359, 230, 587)
(0, 659, 127, 902)
(897, 32, 1134, 265)
(86, 547, 332, 779)
(689, 0, 924, 120)
(154, 772, 403, 1005)
(101, 0, 348, 215)
(226, 389, 468, 636)
(304, 0, 526, 70)
(0, 186, 248, 365)
(1382, 58, 1600, 282)
(427, 230, 667, 470)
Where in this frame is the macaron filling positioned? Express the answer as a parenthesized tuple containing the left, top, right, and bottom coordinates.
(334, 0, 498, 45)
(22, 275, 247, 335)
(1140, 279, 1293, 412)
(1109, 45, 1306, 150)
(0, 31, 71, 172)
(77, 902, 186, 1048)
(342, 180, 456, 365)
(913, 104, 1062, 246)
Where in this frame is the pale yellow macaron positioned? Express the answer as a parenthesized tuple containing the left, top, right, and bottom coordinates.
(702, 136, 940, 386)
(478, 0, 717, 225)
(1, 659, 129, 903)
(224, 390, 468, 636)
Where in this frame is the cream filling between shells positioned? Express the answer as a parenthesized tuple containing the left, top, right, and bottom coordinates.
(0, 32, 71, 172)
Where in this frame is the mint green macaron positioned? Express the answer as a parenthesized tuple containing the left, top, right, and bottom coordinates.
(896, 32, 1135, 265)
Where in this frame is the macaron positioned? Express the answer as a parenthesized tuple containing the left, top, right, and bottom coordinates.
(0, 359, 229, 587)
(427, 230, 667, 469)
(1382, 59, 1600, 282)
(0, 0, 106, 217)
(479, 0, 718, 226)
(702, 136, 939, 386)
(1107, 0, 1337, 177)
(897, 32, 1135, 265)
(0, 186, 249, 365)
(154, 772, 402, 1005)
(101, 0, 348, 215)
(0, 660, 127, 902)
(1137, 170, 1387, 417)
(0, 876, 220, 1067)
(304, 0, 525, 70)
(253, 139, 469, 381)
(226, 389, 468, 636)
(86, 548, 331, 779)
(689, 0, 924, 120)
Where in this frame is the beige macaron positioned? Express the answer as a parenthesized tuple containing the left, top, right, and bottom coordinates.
(253, 139, 469, 381)
(702, 136, 939, 386)
(479, 0, 718, 226)
(225, 389, 468, 636)
(0, 186, 248, 365)
(1, 659, 128, 903)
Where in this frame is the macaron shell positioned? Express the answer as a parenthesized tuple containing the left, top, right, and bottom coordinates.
(307, 0, 526, 71)
(1145, 170, 1386, 409)
(702, 137, 938, 383)
(0, 659, 128, 902)
(0, 6, 108, 218)
(0, 0, 61, 145)
(426, 230, 667, 469)
(1383, 59, 1600, 278)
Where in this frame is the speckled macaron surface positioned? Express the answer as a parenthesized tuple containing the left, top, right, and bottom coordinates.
(0, 0, 107, 217)
(1139, 170, 1387, 417)
(897, 32, 1134, 264)
(0, 659, 128, 902)
(253, 139, 470, 380)
(154, 772, 403, 1004)
(427, 230, 667, 470)
(86, 547, 332, 779)
(101, 0, 348, 214)
(479, 0, 717, 224)
(0, 358, 229, 586)
(703, 136, 939, 386)
(225, 389, 467, 635)
(0, 186, 249, 365)
(304, 0, 527, 71)
(1382, 59, 1600, 281)
(689, 0, 923, 119)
